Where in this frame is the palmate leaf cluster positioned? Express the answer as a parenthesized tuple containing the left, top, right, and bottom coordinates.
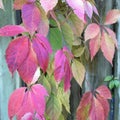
(0, 0, 120, 120)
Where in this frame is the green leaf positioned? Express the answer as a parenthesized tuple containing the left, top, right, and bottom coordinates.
(109, 80, 115, 89)
(68, 13, 84, 37)
(104, 75, 113, 82)
(39, 76, 51, 95)
(46, 94, 62, 120)
(58, 114, 65, 120)
(58, 87, 70, 113)
(72, 45, 85, 57)
(61, 22, 74, 49)
(72, 59, 85, 87)
(49, 19, 62, 51)
(114, 80, 120, 88)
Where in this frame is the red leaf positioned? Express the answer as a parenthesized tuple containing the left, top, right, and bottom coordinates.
(6, 36, 29, 74)
(96, 94, 110, 119)
(96, 85, 112, 99)
(54, 47, 72, 91)
(84, 23, 100, 41)
(76, 92, 92, 120)
(8, 84, 48, 120)
(40, 0, 58, 13)
(22, 3, 41, 33)
(32, 34, 52, 72)
(89, 96, 105, 120)
(100, 31, 115, 65)
(0, 25, 27, 36)
(18, 45, 38, 84)
(104, 9, 120, 25)
(8, 87, 26, 119)
(89, 34, 100, 60)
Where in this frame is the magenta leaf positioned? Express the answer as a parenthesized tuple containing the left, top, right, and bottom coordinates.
(32, 34, 52, 72)
(8, 84, 48, 120)
(8, 87, 26, 119)
(54, 47, 73, 91)
(6, 36, 29, 74)
(18, 45, 38, 84)
(22, 3, 41, 33)
(0, 25, 27, 36)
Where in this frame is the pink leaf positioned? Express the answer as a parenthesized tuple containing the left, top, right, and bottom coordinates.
(32, 34, 52, 72)
(22, 3, 41, 33)
(54, 47, 73, 91)
(84, 23, 100, 41)
(96, 94, 110, 119)
(66, 0, 86, 23)
(104, 9, 120, 25)
(18, 45, 38, 84)
(8, 84, 48, 120)
(84, 1, 93, 19)
(0, 25, 27, 36)
(8, 87, 26, 119)
(6, 36, 29, 74)
(100, 31, 115, 65)
(96, 85, 112, 99)
(89, 34, 100, 60)
(40, 0, 58, 13)
(64, 59, 73, 91)
(105, 27, 118, 48)
(89, 96, 105, 120)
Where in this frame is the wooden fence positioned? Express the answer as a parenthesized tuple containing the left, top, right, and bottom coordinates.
(0, 0, 120, 120)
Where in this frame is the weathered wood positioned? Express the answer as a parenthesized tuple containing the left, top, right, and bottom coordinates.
(114, 0, 120, 120)
(0, 1, 21, 120)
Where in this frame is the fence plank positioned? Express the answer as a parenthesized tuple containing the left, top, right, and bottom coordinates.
(0, 1, 21, 120)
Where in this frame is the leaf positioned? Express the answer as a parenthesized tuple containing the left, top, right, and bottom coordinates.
(49, 19, 62, 51)
(18, 45, 38, 84)
(0, 25, 27, 36)
(84, 23, 100, 41)
(76, 92, 92, 120)
(66, 0, 86, 22)
(89, 96, 105, 120)
(0, 0, 4, 9)
(96, 85, 112, 99)
(104, 75, 113, 82)
(54, 47, 73, 91)
(22, 3, 41, 33)
(61, 21, 74, 49)
(46, 94, 62, 120)
(8, 84, 48, 120)
(104, 9, 120, 25)
(109, 80, 115, 89)
(114, 80, 120, 87)
(72, 46, 85, 57)
(37, 5, 49, 36)
(105, 27, 118, 48)
(96, 94, 110, 119)
(6, 36, 29, 74)
(89, 34, 100, 60)
(8, 87, 26, 119)
(100, 31, 115, 65)
(68, 13, 85, 37)
(32, 34, 52, 72)
(58, 87, 70, 113)
(40, 0, 58, 13)
(72, 59, 85, 87)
